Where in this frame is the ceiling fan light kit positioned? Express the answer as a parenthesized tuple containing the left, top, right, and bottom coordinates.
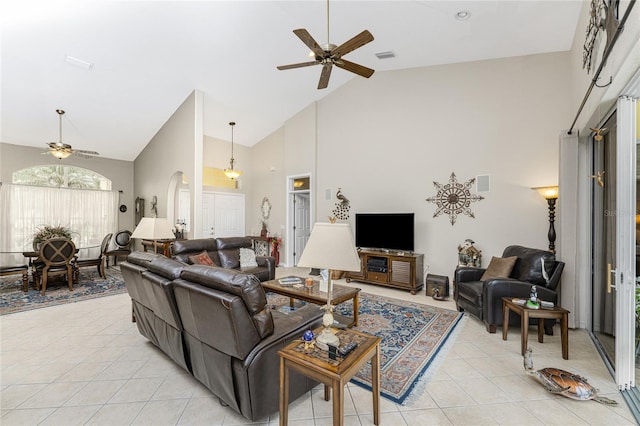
(223, 121, 242, 180)
(45, 109, 100, 159)
(277, 0, 375, 89)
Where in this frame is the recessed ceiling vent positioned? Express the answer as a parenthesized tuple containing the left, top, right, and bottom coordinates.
(65, 55, 93, 70)
(374, 50, 396, 60)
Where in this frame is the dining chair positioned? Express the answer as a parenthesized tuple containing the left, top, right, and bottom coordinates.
(105, 230, 132, 267)
(74, 233, 112, 280)
(35, 237, 77, 296)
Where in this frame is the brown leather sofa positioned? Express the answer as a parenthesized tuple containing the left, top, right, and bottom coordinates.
(172, 237, 275, 282)
(454, 245, 564, 334)
(121, 251, 322, 421)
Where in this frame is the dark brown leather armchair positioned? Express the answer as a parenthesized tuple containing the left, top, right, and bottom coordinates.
(454, 245, 564, 334)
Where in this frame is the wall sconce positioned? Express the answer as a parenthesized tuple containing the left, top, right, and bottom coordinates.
(532, 186, 559, 254)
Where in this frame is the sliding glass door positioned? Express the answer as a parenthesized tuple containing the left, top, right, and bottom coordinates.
(592, 113, 617, 368)
(591, 96, 638, 390)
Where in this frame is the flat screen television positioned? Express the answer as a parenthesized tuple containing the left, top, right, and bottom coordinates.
(355, 213, 414, 252)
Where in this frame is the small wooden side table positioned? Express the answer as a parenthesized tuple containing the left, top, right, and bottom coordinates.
(278, 327, 381, 426)
(502, 297, 570, 359)
(141, 239, 180, 257)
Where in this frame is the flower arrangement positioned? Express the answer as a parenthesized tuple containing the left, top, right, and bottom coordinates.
(268, 235, 282, 266)
(32, 225, 75, 249)
(269, 236, 282, 247)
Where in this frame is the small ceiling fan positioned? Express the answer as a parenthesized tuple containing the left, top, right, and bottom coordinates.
(277, 0, 375, 89)
(44, 109, 100, 159)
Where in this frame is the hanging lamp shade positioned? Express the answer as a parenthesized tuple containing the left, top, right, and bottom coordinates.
(224, 121, 242, 180)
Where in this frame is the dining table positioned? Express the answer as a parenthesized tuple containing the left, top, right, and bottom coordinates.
(6, 244, 101, 288)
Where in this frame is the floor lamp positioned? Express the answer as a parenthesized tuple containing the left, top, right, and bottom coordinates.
(533, 186, 559, 254)
(130, 217, 176, 254)
(297, 222, 361, 350)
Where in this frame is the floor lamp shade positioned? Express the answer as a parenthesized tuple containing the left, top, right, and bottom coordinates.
(297, 222, 360, 351)
(297, 223, 360, 272)
(130, 217, 176, 240)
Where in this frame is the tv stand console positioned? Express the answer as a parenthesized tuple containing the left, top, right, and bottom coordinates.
(345, 249, 424, 295)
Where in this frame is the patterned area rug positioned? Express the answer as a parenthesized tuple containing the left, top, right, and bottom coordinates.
(0, 268, 126, 315)
(267, 292, 463, 404)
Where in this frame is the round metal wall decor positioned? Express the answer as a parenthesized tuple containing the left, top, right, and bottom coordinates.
(425, 172, 484, 225)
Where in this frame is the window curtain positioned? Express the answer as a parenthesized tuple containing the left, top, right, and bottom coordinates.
(0, 184, 118, 265)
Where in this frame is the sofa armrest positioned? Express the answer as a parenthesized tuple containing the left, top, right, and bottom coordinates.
(483, 278, 558, 304)
(255, 256, 276, 280)
(455, 267, 485, 283)
(243, 304, 323, 365)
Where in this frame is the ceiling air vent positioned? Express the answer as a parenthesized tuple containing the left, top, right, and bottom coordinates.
(374, 50, 396, 60)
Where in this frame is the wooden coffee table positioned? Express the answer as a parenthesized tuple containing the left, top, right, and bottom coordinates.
(502, 297, 570, 359)
(278, 327, 380, 426)
(262, 277, 361, 327)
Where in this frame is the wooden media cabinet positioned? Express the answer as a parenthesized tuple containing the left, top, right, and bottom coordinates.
(345, 249, 424, 294)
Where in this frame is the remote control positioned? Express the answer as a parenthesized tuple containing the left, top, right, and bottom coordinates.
(338, 342, 358, 357)
(540, 300, 554, 308)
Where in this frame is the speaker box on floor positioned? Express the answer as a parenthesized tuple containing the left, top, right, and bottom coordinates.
(425, 274, 449, 298)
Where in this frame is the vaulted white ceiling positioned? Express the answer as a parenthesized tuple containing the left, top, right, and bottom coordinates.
(1, 1, 583, 161)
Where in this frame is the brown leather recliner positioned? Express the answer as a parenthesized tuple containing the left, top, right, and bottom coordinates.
(121, 251, 322, 421)
(121, 252, 191, 372)
(172, 237, 275, 282)
(454, 245, 565, 334)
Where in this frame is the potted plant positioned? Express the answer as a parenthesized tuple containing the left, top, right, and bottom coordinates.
(32, 225, 75, 250)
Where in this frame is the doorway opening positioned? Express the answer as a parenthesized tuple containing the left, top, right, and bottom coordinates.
(286, 175, 312, 266)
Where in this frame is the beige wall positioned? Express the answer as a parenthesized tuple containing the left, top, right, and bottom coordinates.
(247, 127, 285, 237)
(253, 51, 572, 275)
(0, 142, 135, 232)
(134, 90, 198, 240)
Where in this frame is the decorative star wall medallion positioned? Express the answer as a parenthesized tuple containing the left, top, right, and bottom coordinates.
(426, 172, 484, 225)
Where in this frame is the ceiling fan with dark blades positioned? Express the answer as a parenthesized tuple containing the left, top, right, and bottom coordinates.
(43, 109, 100, 159)
(277, 0, 375, 89)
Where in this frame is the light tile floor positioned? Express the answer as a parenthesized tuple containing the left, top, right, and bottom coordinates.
(1, 267, 636, 425)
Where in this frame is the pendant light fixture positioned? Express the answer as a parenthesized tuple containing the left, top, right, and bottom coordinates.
(223, 121, 242, 180)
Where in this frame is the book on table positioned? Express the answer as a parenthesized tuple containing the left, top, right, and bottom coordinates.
(278, 276, 303, 286)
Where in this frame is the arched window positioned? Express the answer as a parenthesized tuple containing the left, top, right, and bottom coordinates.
(1, 165, 117, 262)
(12, 164, 111, 190)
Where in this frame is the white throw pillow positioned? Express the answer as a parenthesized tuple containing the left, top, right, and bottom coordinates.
(239, 247, 258, 268)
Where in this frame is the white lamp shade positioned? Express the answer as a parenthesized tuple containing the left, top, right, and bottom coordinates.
(297, 222, 360, 272)
(130, 217, 176, 240)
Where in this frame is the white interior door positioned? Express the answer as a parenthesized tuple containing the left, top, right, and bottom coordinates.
(294, 193, 311, 265)
(202, 192, 245, 238)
